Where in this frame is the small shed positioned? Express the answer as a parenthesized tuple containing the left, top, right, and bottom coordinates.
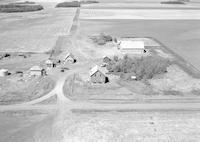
(120, 40, 145, 54)
(45, 59, 56, 68)
(0, 69, 9, 77)
(103, 56, 111, 63)
(89, 65, 109, 84)
(64, 53, 76, 63)
(30, 66, 46, 76)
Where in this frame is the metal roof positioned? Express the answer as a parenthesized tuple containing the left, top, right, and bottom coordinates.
(30, 66, 43, 71)
(120, 40, 144, 49)
(89, 65, 105, 77)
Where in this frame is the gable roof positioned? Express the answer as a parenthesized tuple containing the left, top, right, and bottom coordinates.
(120, 40, 144, 49)
(103, 56, 111, 60)
(65, 53, 74, 60)
(89, 65, 105, 77)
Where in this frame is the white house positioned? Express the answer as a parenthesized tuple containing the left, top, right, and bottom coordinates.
(120, 40, 145, 54)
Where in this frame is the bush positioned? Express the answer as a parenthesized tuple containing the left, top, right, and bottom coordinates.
(107, 55, 170, 80)
(161, 1, 185, 4)
(56, 1, 80, 8)
(0, 4, 43, 13)
(89, 33, 113, 45)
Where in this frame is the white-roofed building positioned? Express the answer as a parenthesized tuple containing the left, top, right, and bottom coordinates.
(120, 40, 145, 54)
(0, 69, 9, 77)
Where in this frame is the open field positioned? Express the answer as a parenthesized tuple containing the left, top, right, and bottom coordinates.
(0, 2, 76, 52)
(0, 110, 53, 142)
(82, 2, 200, 9)
(80, 9, 200, 19)
(59, 111, 200, 142)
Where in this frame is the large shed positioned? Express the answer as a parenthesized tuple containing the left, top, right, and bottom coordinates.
(30, 66, 46, 76)
(89, 65, 109, 84)
(120, 40, 145, 54)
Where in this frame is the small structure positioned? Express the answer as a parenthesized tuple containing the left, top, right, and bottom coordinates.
(15, 71, 23, 77)
(120, 40, 145, 54)
(103, 56, 111, 63)
(64, 53, 76, 63)
(30, 66, 46, 76)
(45, 59, 56, 68)
(0, 69, 9, 77)
(89, 65, 109, 84)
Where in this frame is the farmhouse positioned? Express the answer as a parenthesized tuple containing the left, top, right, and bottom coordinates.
(64, 53, 76, 63)
(0, 69, 9, 77)
(45, 59, 56, 68)
(89, 65, 109, 84)
(120, 40, 146, 54)
(30, 66, 46, 76)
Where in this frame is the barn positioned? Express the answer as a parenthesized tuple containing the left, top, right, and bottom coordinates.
(120, 40, 145, 54)
(30, 66, 46, 76)
(89, 65, 109, 84)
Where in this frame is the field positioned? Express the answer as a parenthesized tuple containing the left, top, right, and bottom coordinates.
(0, 2, 76, 52)
(81, 2, 200, 9)
(80, 9, 200, 19)
(56, 111, 200, 142)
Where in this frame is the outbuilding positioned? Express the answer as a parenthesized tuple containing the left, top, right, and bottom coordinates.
(120, 40, 145, 54)
(103, 56, 111, 63)
(64, 53, 76, 63)
(89, 65, 109, 84)
(30, 66, 46, 76)
(0, 69, 9, 77)
(45, 59, 56, 68)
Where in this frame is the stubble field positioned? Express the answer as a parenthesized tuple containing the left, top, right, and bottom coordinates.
(0, 2, 76, 52)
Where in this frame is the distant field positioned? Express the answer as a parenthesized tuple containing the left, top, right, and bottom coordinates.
(0, 3, 76, 52)
(80, 9, 200, 19)
(79, 19, 200, 70)
(81, 2, 200, 9)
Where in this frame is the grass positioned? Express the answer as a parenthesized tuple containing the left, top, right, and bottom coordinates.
(0, 76, 55, 105)
(0, 3, 43, 13)
(56, 1, 81, 8)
